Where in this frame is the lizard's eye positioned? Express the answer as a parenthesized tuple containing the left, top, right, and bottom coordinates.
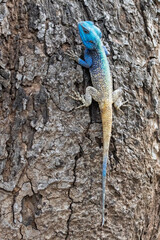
(82, 26, 89, 34)
(89, 40, 94, 43)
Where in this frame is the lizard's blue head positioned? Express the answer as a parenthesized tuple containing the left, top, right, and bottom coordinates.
(78, 21, 102, 50)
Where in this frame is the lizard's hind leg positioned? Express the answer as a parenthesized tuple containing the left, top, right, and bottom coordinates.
(70, 86, 100, 109)
(112, 88, 128, 112)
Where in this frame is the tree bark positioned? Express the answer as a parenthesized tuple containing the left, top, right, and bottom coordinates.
(0, 0, 159, 239)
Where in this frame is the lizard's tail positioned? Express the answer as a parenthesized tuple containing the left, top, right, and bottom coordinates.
(100, 101, 112, 226)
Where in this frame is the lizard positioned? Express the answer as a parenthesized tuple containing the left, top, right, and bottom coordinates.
(66, 21, 126, 226)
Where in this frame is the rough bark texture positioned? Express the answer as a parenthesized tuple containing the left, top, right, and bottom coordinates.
(0, 0, 159, 239)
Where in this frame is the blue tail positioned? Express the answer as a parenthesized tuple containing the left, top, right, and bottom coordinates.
(102, 154, 108, 226)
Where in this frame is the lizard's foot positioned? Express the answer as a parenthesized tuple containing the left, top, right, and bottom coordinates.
(69, 90, 86, 108)
(114, 100, 128, 113)
(65, 50, 79, 62)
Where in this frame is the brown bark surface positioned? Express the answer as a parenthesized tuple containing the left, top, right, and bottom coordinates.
(0, 0, 159, 239)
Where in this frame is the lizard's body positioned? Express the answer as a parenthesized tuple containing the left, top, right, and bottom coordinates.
(85, 42, 113, 227)
(68, 21, 124, 226)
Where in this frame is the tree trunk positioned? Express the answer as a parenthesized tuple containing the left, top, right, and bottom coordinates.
(0, 0, 159, 239)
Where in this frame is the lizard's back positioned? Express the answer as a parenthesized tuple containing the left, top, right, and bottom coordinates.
(88, 48, 112, 101)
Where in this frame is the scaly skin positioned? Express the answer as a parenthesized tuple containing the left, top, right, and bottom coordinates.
(67, 21, 124, 226)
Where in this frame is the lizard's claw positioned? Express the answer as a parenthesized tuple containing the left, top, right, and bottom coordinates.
(76, 104, 86, 109)
(121, 101, 129, 107)
(65, 50, 79, 62)
(115, 107, 124, 114)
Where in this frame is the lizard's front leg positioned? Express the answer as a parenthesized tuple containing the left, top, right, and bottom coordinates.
(112, 88, 128, 112)
(65, 49, 92, 68)
(70, 86, 100, 109)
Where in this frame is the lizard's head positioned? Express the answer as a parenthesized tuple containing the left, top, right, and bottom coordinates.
(78, 21, 102, 50)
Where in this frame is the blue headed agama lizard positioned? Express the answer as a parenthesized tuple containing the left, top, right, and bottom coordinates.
(66, 21, 126, 226)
